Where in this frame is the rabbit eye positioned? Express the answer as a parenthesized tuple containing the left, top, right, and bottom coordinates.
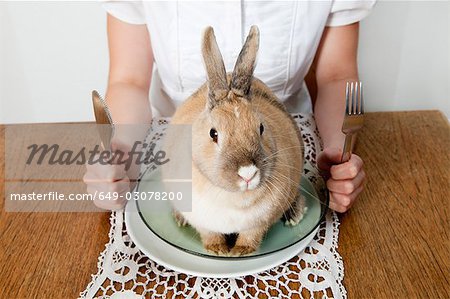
(259, 123, 264, 135)
(209, 128, 218, 143)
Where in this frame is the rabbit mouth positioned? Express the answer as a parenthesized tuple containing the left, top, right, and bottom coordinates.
(237, 164, 262, 191)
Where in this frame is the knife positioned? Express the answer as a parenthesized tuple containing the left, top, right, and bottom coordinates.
(92, 90, 114, 150)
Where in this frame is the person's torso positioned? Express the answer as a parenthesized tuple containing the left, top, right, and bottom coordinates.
(142, 1, 333, 114)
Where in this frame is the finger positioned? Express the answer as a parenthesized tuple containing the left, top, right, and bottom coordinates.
(330, 184, 364, 212)
(83, 172, 95, 184)
(328, 194, 352, 213)
(112, 179, 131, 194)
(86, 153, 117, 169)
(106, 164, 128, 182)
(328, 200, 347, 213)
(93, 195, 127, 207)
(327, 169, 365, 194)
(87, 178, 130, 195)
(86, 152, 129, 180)
(87, 163, 128, 183)
(88, 184, 129, 210)
(93, 196, 127, 210)
(330, 154, 363, 180)
(84, 168, 119, 183)
(317, 148, 342, 172)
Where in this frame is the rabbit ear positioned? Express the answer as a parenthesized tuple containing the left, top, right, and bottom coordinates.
(231, 25, 259, 97)
(202, 27, 229, 109)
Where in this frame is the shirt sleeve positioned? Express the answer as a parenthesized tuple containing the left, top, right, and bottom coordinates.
(101, 0, 146, 25)
(326, 0, 376, 27)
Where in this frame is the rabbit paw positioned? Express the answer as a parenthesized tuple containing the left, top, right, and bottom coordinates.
(229, 245, 256, 257)
(202, 232, 229, 256)
(284, 206, 308, 226)
(283, 193, 307, 227)
(172, 210, 188, 227)
(205, 243, 229, 256)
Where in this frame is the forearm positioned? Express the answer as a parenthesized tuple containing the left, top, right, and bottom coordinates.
(314, 78, 358, 150)
(105, 82, 152, 148)
(312, 23, 359, 151)
(104, 14, 154, 148)
(106, 81, 151, 124)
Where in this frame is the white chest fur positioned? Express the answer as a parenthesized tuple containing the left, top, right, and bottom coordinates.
(181, 183, 273, 234)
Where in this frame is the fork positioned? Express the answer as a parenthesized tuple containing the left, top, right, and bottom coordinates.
(341, 81, 364, 163)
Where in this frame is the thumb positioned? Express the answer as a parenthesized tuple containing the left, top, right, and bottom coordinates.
(317, 147, 343, 172)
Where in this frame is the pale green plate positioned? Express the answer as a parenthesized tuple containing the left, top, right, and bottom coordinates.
(136, 167, 328, 259)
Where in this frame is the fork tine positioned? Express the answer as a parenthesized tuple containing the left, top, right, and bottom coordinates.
(360, 82, 364, 114)
(351, 82, 356, 115)
(345, 82, 350, 115)
(356, 81, 360, 115)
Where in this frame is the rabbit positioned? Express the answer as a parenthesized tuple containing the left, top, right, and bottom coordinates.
(168, 25, 306, 256)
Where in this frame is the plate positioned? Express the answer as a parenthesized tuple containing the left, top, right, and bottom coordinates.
(136, 168, 328, 259)
(125, 199, 321, 278)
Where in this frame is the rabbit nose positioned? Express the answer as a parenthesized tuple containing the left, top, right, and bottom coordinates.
(238, 164, 259, 182)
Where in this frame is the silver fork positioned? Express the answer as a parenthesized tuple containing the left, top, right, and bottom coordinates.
(341, 81, 364, 163)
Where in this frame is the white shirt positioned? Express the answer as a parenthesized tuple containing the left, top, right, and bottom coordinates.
(102, 0, 375, 116)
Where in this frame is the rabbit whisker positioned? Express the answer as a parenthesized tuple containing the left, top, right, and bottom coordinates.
(270, 169, 323, 204)
(262, 145, 304, 162)
(264, 179, 293, 214)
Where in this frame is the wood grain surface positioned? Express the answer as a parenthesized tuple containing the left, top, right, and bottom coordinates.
(339, 111, 449, 298)
(0, 111, 449, 298)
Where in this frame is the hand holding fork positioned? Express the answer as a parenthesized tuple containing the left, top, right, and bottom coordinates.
(317, 81, 365, 213)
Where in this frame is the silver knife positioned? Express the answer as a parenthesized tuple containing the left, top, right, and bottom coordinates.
(92, 90, 115, 150)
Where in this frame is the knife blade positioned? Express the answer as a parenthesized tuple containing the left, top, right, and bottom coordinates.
(92, 90, 114, 150)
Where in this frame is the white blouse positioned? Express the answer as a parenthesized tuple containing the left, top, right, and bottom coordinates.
(102, 0, 375, 116)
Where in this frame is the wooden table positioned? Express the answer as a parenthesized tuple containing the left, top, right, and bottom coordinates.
(1, 111, 449, 298)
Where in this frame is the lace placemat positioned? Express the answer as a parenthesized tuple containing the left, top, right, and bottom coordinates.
(79, 113, 346, 299)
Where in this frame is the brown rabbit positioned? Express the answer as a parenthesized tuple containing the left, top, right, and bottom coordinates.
(169, 26, 305, 256)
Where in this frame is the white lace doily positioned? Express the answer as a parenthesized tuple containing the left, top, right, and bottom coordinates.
(79, 113, 346, 299)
